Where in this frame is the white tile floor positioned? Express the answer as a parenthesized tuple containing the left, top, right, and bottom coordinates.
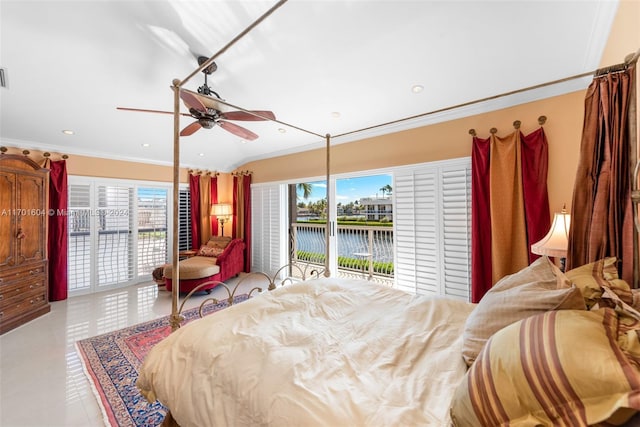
(0, 275, 259, 427)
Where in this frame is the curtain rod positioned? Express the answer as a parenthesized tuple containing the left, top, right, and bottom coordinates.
(334, 49, 640, 140)
(469, 116, 548, 137)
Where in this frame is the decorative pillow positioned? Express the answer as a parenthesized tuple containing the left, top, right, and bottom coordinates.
(461, 256, 585, 366)
(565, 257, 633, 309)
(197, 245, 224, 257)
(451, 308, 640, 426)
(206, 236, 232, 249)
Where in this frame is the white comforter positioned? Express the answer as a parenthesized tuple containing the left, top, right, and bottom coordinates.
(137, 277, 475, 427)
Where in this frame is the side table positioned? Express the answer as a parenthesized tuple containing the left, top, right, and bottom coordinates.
(179, 250, 198, 260)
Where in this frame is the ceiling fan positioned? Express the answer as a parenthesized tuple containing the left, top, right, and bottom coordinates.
(117, 57, 275, 141)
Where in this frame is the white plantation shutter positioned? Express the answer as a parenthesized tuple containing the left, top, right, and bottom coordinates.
(96, 184, 134, 287)
(439, 165, 472, 300)
(68, 183, 92, 292)
(395, 169, 439, 295)
(394, 158, 471, 300)
(178, 189, 192, 252)
(251, 183, 286, 275)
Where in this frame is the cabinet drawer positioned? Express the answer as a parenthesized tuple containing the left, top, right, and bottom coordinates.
(0, 277, 46, 310)
(0, 265, 45, 284)
(0, 289, 47, 323)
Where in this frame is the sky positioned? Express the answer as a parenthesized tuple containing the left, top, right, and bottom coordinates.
(297, 174, 392, 204)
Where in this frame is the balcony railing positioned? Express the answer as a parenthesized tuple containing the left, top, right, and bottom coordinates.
(68, 227, 167, 291)
(291, 223, 394, 285)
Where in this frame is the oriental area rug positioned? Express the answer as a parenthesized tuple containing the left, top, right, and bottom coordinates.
(76, 294, 250, 427)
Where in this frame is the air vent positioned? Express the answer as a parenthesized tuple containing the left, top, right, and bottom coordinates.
(0, 68, 6, 88)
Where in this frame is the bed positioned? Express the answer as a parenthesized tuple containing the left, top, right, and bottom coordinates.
(138, 256, 640, 427)
(138, 277, 475, 426)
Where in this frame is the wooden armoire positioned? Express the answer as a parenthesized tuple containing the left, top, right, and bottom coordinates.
(0, 154, 50, 334)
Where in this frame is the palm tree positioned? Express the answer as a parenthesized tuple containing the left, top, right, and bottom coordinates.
(297, 183, 313, 201)
(379, 184, 392, 197)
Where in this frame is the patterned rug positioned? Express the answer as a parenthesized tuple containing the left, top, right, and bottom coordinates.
(76, 294, 250, 427)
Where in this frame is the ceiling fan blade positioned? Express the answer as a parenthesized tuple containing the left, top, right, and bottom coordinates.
(219, 121, 259, 141)
(180, 121, 202, 136)
(116, 107, 191, 117)
(220, 110, 276, 121)
(180, 89, 209, 113)
(180, 88, 226, 111)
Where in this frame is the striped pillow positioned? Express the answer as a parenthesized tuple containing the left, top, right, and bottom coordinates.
(565, 257, 632, 309)
(450, 308, 640, 426)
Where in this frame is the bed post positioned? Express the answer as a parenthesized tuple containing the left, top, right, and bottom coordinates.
(170, 79, 182, 332)
(325, 133, 331, 277)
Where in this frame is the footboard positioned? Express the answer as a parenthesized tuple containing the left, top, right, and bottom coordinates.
(169, 262, 326, 330)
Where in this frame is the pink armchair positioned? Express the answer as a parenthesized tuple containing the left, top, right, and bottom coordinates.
(164, 239, 246, 293)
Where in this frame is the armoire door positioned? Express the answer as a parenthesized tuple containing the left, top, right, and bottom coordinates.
(0, 171, 17, 268)
(15, 173, 47, 265)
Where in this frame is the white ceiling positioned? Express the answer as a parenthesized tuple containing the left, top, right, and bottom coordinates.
(0, 0, 619, 172)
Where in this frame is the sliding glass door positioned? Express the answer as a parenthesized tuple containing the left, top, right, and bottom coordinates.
(68, 178, 172, 295)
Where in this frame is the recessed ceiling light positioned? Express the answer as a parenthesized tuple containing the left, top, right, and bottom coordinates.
(278, 128, 286, 133)
(62, 129, 74, 135)
(141, 143, 150, 147)
(331, 112, 341, 118)
(411, 85, 424, 93)
(198, 153, 205, 157)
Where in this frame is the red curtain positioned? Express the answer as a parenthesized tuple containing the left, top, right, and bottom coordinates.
(233, 174, 252, 272)
(210, 175, 218, 236)
(189, 173, 200, 250)
(521, 128, 551, 264)
(471, 136, 492, 303)
(48, 160, 68, 301)
(567, 66, 635, 285)
(242, 175, 252, 272)
(471, 128, 551, 302)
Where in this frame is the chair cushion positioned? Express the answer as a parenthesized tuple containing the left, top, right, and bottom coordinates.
(163, 256, 220, 280)
(197, 245, 225, 257)
(207, 236, 232, 249)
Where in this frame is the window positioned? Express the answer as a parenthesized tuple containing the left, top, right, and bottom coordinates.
(251, 157, 472, 300)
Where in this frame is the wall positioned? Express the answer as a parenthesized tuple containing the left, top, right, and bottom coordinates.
(240, 0, 640, 217)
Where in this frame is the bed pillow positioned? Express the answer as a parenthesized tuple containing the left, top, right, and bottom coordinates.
(450, 308, 640, 426)
(197, 245, 224, 257)
(461, 256, 585, 366)
(207, 236, 232, 249)
(565, 257, 633, 309)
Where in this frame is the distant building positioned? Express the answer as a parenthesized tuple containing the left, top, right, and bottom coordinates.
(359, 196, 393, 221)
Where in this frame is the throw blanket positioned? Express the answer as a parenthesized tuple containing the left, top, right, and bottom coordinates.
(137, 277, 475, 426)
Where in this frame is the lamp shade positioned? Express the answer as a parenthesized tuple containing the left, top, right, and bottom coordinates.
(210, 203, 232, 218)
(531, 209, 571, 258)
